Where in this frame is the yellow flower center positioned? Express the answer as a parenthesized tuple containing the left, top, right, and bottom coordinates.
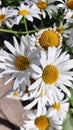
(53, 102, 61, 111)
(42, 65, 59, 84)
(35, 116, 50, 130)
(37, 1, 48, 9)
(19, 9, 30, 15)
(13, 92, 19, 97)
(66, 0, 73, 10)
(56, 26, 64, 34)
(0, 14, 6, 22)
(15, 55, 30, 71)
(39, 30, 60, 50)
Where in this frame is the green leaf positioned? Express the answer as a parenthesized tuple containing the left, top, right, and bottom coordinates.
(69, 88, 73, 107)
(63, 113, 73, 130)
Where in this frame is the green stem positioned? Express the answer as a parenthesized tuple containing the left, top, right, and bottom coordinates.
(0, 28, 40, 35)
(0, 29, 18, 34)
(24, 17, 28, 34)
(22, 29, 40, 34)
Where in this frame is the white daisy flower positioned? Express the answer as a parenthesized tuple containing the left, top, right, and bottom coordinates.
(54, 22, 71, 38)
(48, 98, 69, 121)
(22, 107, 62, 130)
(31, 28, 62, 51)
(13, 2, 41, 25)
(29, 47, 73, 104)
(0, 7, 17, 27)
(6, 88, 23, 100)
(26, 0, 57, 19)
(0, 35, 40, 90)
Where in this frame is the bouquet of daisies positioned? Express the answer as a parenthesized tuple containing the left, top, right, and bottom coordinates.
(0, 0, 73, 130)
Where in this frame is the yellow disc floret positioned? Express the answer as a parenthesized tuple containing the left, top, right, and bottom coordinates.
(39, 30, 60, 50)
(37, 1, 48, 9)
(53, 102, 61, 111)
(42, 65, 59, 84)
(35, 116, 50, 130)
(66, 0, 73, 10)
(15, 55, 30, 71)
(19, 9, 30, 15)
(13, 92, 19, 97)
(0, 14, 6, 22)
(56, 26, 64, 34)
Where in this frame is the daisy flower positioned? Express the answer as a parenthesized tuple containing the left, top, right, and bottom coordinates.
(0, 7, 17, 27)
(0, 35, 40, 90)
(13, 2, 41, 25)
(48, 98, 69, 121)
(29, 47, 73, 104)
(54, 22, 71, 38)
(31, 28, 62, 51)
(6, 88, 23, 100)
(22, 107, 62, 130)
(26, 0, 57, 19)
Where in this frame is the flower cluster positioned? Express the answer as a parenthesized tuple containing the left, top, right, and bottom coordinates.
(0, 0, 73, 130)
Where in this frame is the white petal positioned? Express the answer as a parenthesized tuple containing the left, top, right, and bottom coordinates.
(30, 64, 42, 74)
(0, 63, 6, 69)
(47, 47, 56, 64)
(48, 47, 56, 64)
(27, 111, 36, 120)
(20, 36, 26, 55)
(20, 127, 24, 130)
(14, 15, 22, 25)
(59, 76, 72, 87)
(13, 78, 19, 90)
(1, 69, 17, 75)
(13, 36, 20, 53)
(28, 48, 40, 60)
(55, 53, 69, 65)
(25, 15, 33, 22)
(5, 73, 16, 85)
(40, 50, 46, 67)
(32, 73, 41, 79)
(29, 78, 42, 91)
(58, 60, 73, 71)
(24, 99, 38, 110)
(0, 56, 6, 62)
(58, 83, 71, 97)
(48, 109, 56, 117)
(37, 98, 42, 116)
(4, 41, 16, 55)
